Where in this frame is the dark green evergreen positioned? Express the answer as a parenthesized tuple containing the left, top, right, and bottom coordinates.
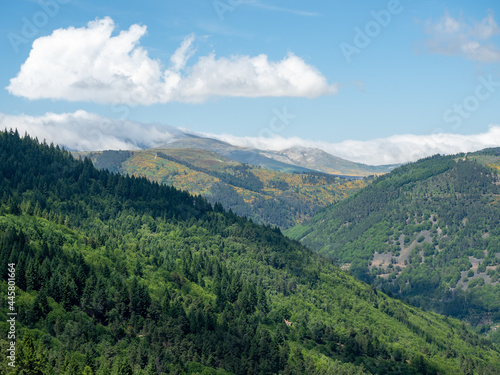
(0, 130, 499, 374)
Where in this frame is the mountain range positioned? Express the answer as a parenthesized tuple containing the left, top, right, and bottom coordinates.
(76, 134, 500, 334)
(155, 134, 397, 177)
(3, 128, 500, 374)
(75, 134, 395, 229)
(77, 145, 373, 230)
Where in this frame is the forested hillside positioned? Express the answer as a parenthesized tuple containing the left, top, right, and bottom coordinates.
(78, 148, 367, 229)
(287, 150, 500, 327)
(1, 130, 500, 374)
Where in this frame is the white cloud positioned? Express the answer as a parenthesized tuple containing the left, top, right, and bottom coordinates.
(0, 110, 181, 151)
(2, 111, 498, 165)
(204, 126, 500, 165)
(424, 12, 500, 62)
(7, 17, 336, 105)
(170, 33, 196, 71)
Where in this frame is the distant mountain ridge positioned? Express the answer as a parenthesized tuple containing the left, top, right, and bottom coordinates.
(158, 135, 315, 174)
(158, 134, 397, 177)
(260, 146, 398, 176)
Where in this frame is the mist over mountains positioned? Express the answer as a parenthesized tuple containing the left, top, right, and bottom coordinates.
(2, 110, 500, 165)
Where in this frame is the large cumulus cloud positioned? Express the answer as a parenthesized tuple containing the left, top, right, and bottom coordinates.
(7, 17, 336, 105)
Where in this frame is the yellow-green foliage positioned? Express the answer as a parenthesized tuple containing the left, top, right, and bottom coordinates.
(113, 148, 369, 227)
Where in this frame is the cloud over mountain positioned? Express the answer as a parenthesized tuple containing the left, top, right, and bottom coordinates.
(0, 110, 180, 151)
(202, 126, 500, 165)
(1, 110, 499, 165)
(7, 17, 336, 105)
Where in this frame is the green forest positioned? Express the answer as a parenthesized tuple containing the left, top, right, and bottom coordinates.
(1, 130, 500, 374)
(287, 151, 500, 327)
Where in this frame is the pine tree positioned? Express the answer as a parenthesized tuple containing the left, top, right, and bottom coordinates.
(95, 360, 111, 375)
(130, 278, 151, 317)
(292, 348, 305, 375)
(64, 355, 80, 375)
(32, 288, 50, 321)
(112, 357, 133, 375)
(16, 333, 44, 374)
(145, 359, 158, 375)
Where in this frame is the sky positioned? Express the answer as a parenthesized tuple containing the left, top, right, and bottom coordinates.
(1, 0, 500, 165)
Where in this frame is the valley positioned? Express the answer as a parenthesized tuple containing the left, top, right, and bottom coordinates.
(2, 130, 499, 374)
(3, 2, 500, 374)
(77, 144, 371, 229)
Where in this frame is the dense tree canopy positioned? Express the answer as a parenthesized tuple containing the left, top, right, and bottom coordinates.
(287, 151, 500, 325)
(1, 130, 500, 374)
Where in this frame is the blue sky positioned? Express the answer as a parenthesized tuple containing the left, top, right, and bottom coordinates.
(1, 0, 500, 164)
